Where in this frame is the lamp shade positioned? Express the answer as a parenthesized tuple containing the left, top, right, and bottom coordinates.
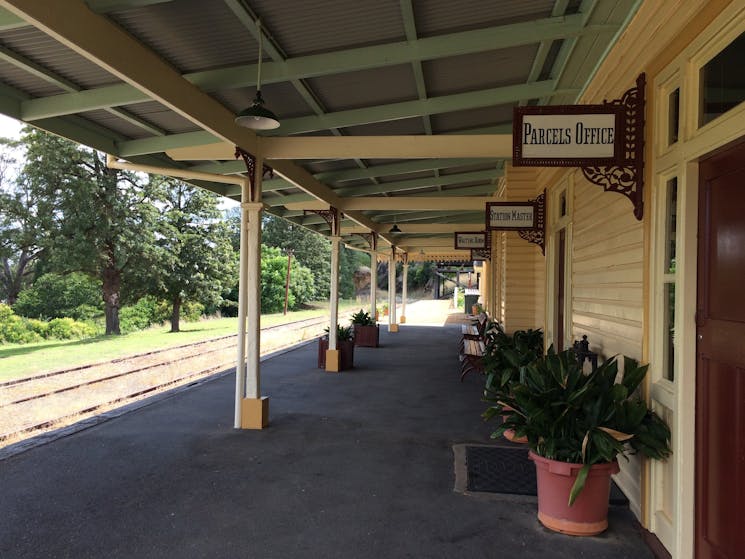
(235, 91, 280, 130)
(388, 224, 401, 233)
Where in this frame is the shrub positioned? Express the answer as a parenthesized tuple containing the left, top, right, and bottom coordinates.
(25, 318, 49, 338)
(0, 304, 40, 344)
(13, 272, 101, 320)
(120, 296, 161, 334)
(46, 317, 96, 340)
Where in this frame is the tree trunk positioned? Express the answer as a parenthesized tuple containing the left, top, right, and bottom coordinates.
(102, 265, 121, 335)
(170, 295, 181, 333)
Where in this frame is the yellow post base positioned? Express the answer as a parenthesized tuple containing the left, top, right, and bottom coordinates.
(240, 396, 269, 429)
(325, 349, 341, 372)
(399, 316, 406, 324)
(388, 323, 399, 333)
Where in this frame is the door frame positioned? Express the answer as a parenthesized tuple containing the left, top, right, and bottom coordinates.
(648, 6, 745, 556)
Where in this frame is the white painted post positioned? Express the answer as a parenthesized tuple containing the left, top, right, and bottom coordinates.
(370, 251, 377, 321)
(329, 236, 340, 350)
(245, 200, 263, 399)
(401, 256, 408, 323)
(234, 180, 250, 428)
(389, 247, 397, 330)
(454, 285, 459, 309)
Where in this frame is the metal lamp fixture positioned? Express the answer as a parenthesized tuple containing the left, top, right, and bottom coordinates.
(388, 223, 401, 233)
(235, 20, 280, 130)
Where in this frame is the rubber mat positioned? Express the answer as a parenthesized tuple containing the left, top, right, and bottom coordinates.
(464, 445, 628, 505)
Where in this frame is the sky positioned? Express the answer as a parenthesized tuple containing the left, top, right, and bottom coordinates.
(0, 114, 23, 139)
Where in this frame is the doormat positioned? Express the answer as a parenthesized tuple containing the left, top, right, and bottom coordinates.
(464, 445, 628, 505)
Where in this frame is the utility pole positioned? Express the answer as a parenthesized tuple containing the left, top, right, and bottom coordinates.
(283, 249, 293, 315)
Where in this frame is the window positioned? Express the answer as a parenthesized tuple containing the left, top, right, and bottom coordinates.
(699, 31, 745, 126)
(668, 88, 680, 145)
(661, 177, 678, 382)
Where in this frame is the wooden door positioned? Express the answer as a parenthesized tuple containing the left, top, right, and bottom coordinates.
(696, 139, 745, 558)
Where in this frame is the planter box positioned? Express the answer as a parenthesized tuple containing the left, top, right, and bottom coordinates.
(353, 324, 379, 347)
(317, 337, 355, 370)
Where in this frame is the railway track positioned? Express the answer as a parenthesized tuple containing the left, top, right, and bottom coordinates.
(0, 313, 346, 445)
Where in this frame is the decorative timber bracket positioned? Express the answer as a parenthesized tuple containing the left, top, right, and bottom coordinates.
(580, 74, 645, 220)
(304, 206, 341, 236)
(517, 190, 546, 255)
(354, 231, 378, 251)
(234, 147, 274, 203)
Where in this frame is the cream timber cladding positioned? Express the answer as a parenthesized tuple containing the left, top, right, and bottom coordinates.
(499, 164, 545, 333)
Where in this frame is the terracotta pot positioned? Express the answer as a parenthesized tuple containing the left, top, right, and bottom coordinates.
(353, 324, 379, 347)
(317, 338, 355, 370)
(529, 451, 620, 536)
(472, 304, 480, 315)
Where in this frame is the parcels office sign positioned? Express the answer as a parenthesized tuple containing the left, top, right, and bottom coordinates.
(513, 105, 623, 167)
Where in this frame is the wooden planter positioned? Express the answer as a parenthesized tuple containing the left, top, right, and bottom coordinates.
(317, 337, 355, 370)
(353, 324, 379, 347)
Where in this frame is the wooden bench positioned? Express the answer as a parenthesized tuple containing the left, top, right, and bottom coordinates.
(460, 339, 486, 381)
(458, 312, 487, 352)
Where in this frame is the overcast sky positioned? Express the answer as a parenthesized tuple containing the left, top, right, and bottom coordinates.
(0, 114, 23, 139)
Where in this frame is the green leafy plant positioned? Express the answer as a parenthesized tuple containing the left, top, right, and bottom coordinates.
(324, 324, 354, 342)
(351, 309, 376, 326)
(482, 325, 543, 393)
(484, 347, 671, 505)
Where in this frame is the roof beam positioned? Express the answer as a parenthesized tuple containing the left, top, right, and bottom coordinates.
(166, 135, 512, 161)
(119, 80, 561, 156)
(17, 12, 596, 119)
(284, 196, 491, 212)
(342, 223, 484, 234)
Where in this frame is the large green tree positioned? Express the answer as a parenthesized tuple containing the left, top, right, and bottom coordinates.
(148, 177, 237, 332)
(21, 128, 158, 335)
(0, 136, 51, 305)
(260, 245, 314, 313)
(261, 214, 330, 299)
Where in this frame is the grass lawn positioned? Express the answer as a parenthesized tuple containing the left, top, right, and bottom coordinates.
(0, 300, 362, 382)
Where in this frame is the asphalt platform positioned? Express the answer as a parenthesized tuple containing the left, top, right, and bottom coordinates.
(0, 324, 654, 559)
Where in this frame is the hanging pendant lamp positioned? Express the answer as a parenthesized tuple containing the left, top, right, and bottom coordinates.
(235, 20, 280, 130)
(388, 224, 401, 233)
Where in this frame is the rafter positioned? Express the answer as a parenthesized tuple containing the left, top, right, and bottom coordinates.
(16, 12, 598, 120)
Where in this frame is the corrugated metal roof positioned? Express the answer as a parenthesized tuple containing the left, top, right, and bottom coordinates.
(1, 26, 119, 90)
(249, 0, 405, 57)
(78, 109, 153, 139)
(431, 104, 514, 133)
(424, 45, 538, 97)
(307, 64, 418, 113)
(343, 117, 426, 137)
(108, 0, 256, 74)
(0, 58, 65, 97)
(120, 101, 200, 135)
(413, 0, 554, 37)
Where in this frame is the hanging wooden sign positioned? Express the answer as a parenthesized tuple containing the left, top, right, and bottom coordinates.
(486, 202, 537, 230)
(454, 231, 486, 250)
(484, 192, 545, 255)
(511, 74, 646, 220)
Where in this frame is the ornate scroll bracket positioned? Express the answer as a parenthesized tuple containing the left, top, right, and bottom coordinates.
(581, 74, 645, 220)
(234, 147, 274, 203)
(354, 231, 378, 251)
(517, 190, 545, 254)
(304, 206, 340, 236)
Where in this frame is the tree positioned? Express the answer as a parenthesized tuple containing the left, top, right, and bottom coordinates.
(260, 246, 314, 313)
(261, 214, 330, 299)
(0, 136, 50, 305)
(13, 272, 101, 320)
(148, 177, 237, 332)
(21, 128, 158, 335)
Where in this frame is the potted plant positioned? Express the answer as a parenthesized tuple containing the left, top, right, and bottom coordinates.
(351, 309, 379, 347)
(482, 326, 543, 443)
(381, 303, 389, 316)
(484, 348, 671, 536)
(318, 324, 355, 370)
